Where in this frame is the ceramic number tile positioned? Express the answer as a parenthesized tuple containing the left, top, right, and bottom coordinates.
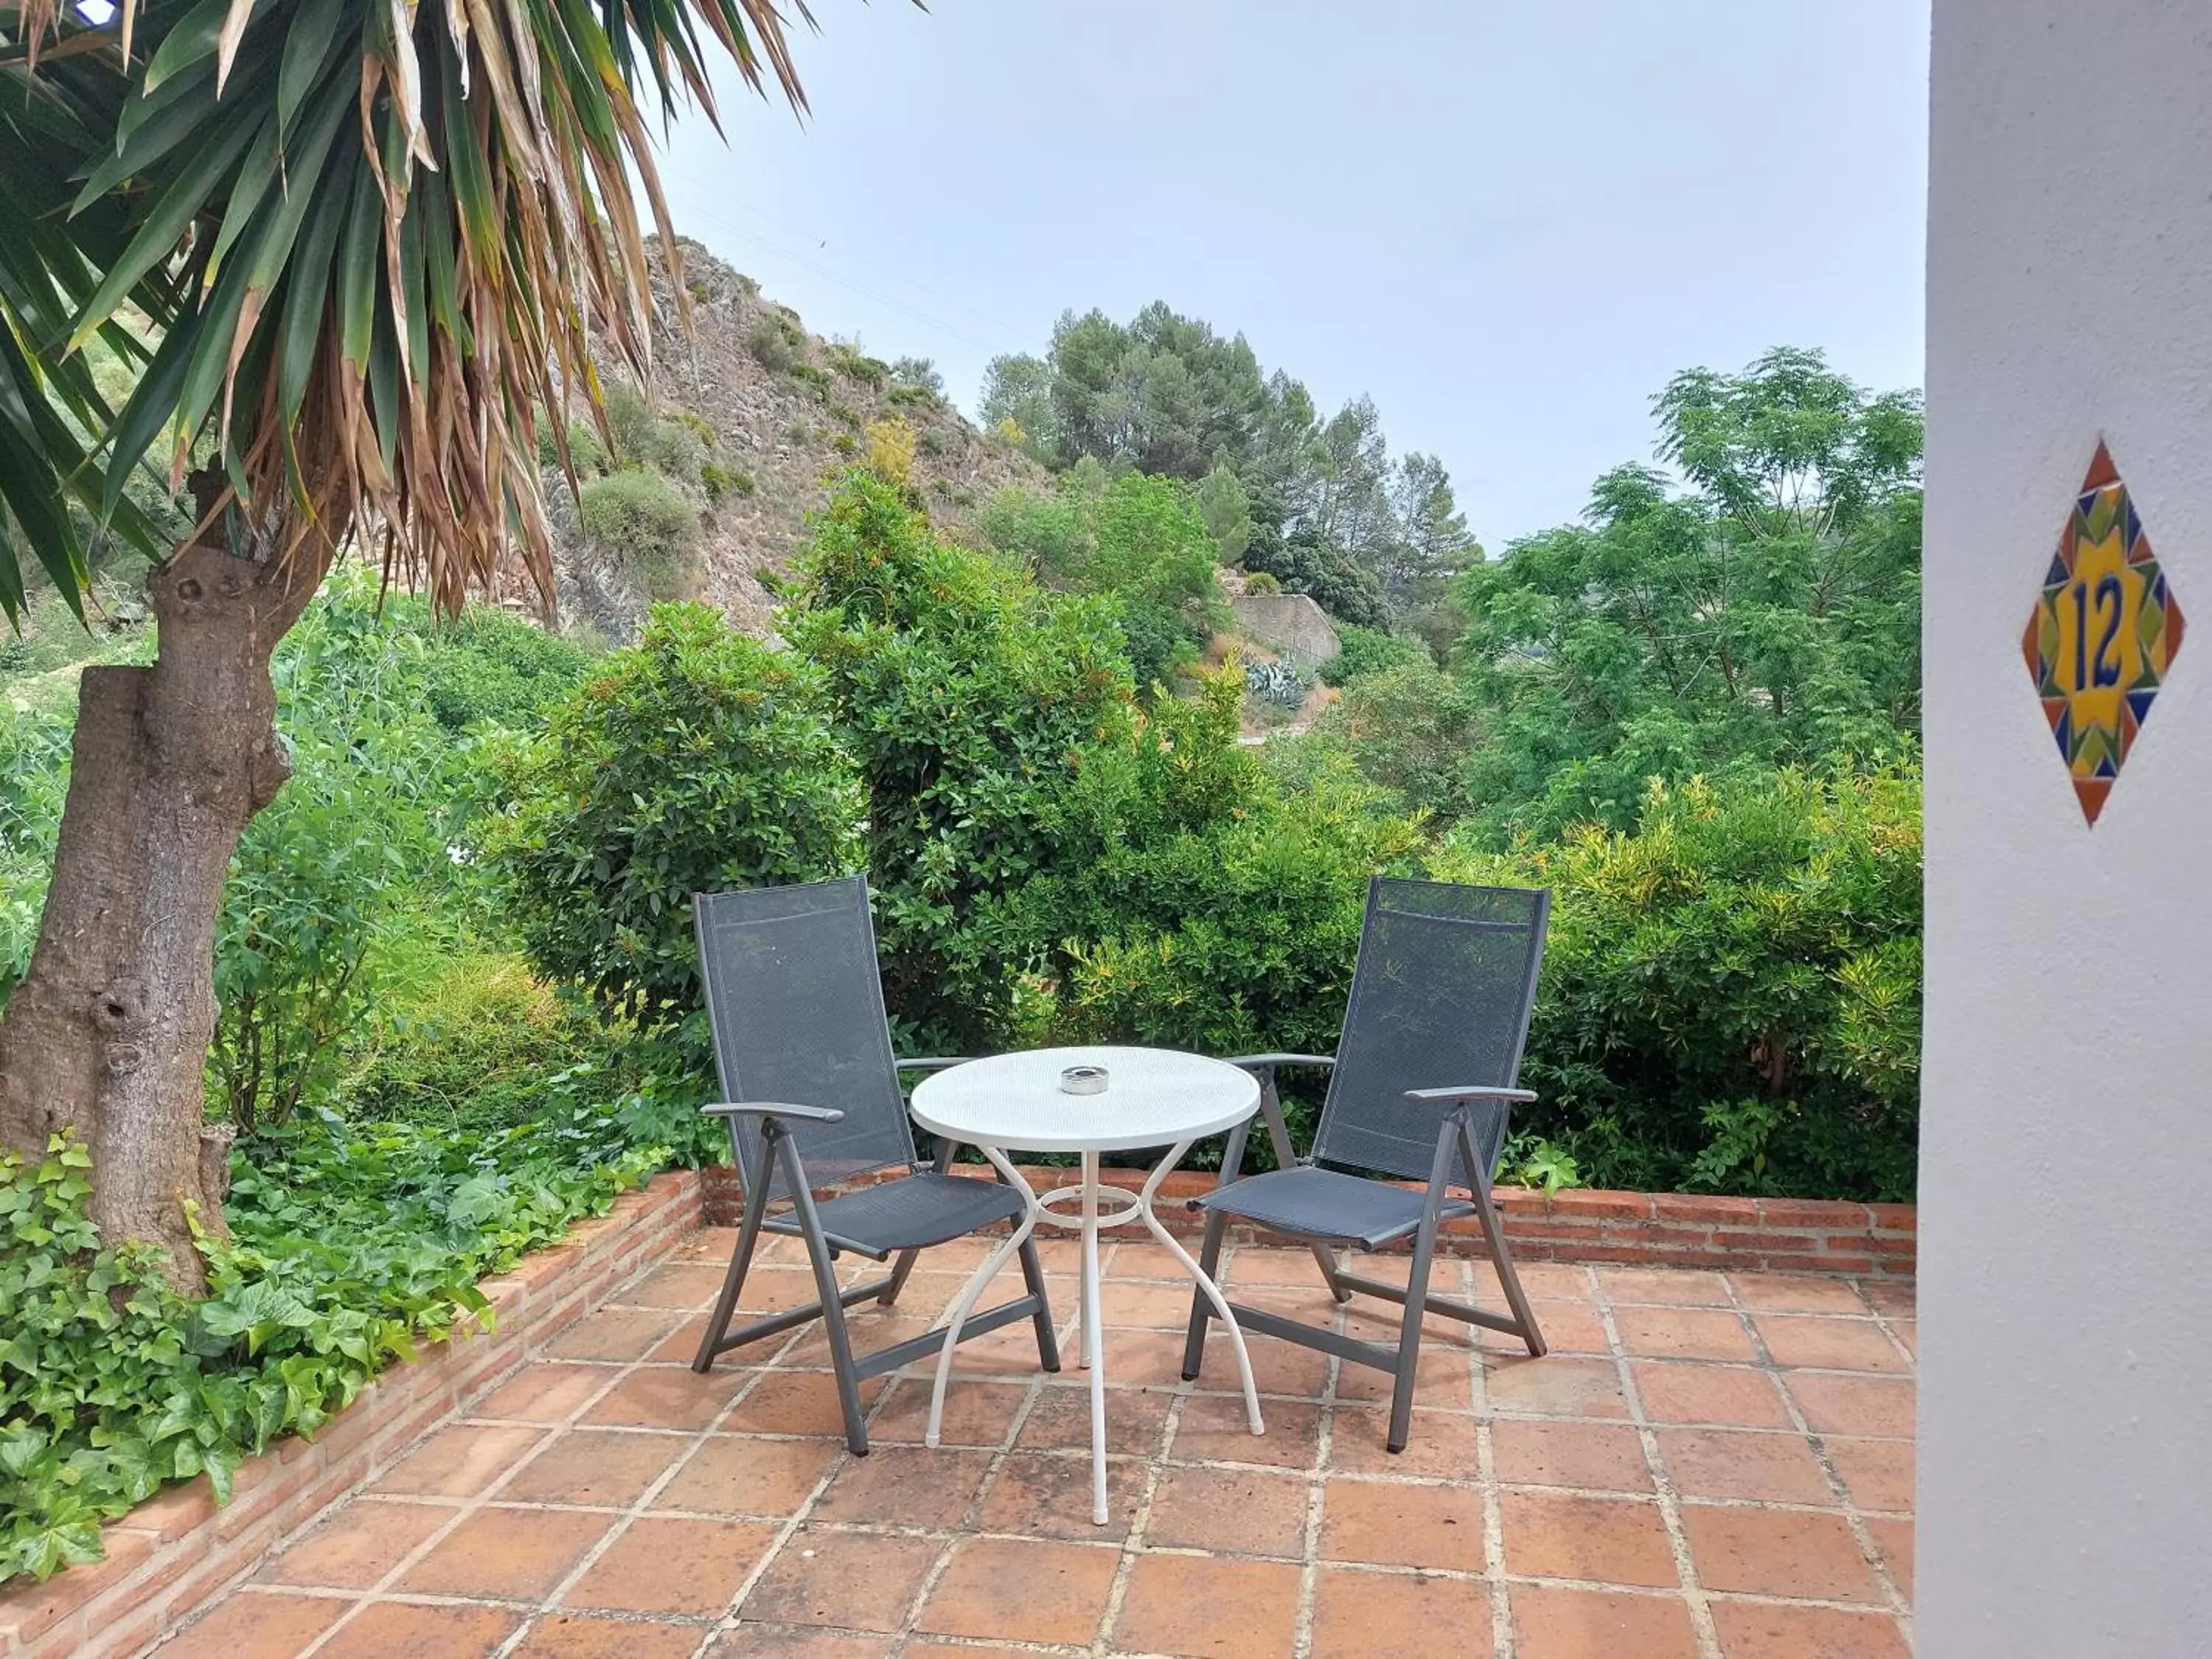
(2023, 441, 2185, 824)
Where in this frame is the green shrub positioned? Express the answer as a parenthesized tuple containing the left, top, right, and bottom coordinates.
(0, 1120, 657, 1582)
(746, 314, 806, 373)
(824, 344, 888, 388)
(783, 475, 1135, 1051)
(1294, 659, 1485, 813)
(1433, 765, 1922, 1200)
(828, 402, 861, 430)
(408, 605, 593, 733)
(917, 428, 949, 458)
(831, 434, 860, 457)
(577, 470, 700, 598)
(789, 362, 831, 397)
(603, 384, 707, 483)
(0, 709, 70, 1003)
(1240, 571, 1281, 594)
(485, 604, 863, 1032)
(888, 383, 940, 411)
(1320, 625, 1427, 687)
(700, 462, 754, 501)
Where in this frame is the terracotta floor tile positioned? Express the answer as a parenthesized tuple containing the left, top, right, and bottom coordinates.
(1320, 1477, 1484, 1571)
(1100, 1279, 1204, 1328)
(500, 1427, 689, 1506)
(1020, 1380, 1176, 1455)
(740, 1528, 939, 1631)
(866, 1377, 1027, 1447)
(397, 1505, 613, 1599)
(1499, 1490, 1678, 1588)
(1632, 1362, 1792, 1428)
(1682, 1504, 1880, 1602)
(1507, 1298, 1610, 1354)
(1511, 1584, 1700, 1659)
(373, 1422, 549, 1498)
(1194, 1329, 1335, 1399)
(1310, 1566, 1491, 1659)
(157, 1590, 349, 1659)
(254, 1498, 452, 1588)
(720, 1371, 882, 1437)
(1613, 1305, 1759, 1363)
(1658, 1428, 1835, 1504)
(512, 1613, 706, 1658)
(1110, 1241, 1197, 1279)
(618, 1262, 732, 1310)
(1891, 1320, 1917, 1358)
(937, 1318, 1060, 1375)
(317, 1600, 524, 1658)
(1512, 1262, 1596, 1299)
(916, 1537, 1120, 1646)
(1754, 1314, 1911, 1373)
(1490, 1419, 1652, 1492)
(582, 1366, 748, 1432)
(1786, 1373, 1916, 1439)
(779, 1314, 941, 1371)
(975, 1450, 1150, 1540)
(563, 1515, 778, 1615)
(1327, 1405, 1483, 1479)
(1599, 1267, 1732, 1307)
(1172, 1393, 1321, 1470)
(1329, 1340, 1480, 1409)
(1861, 1281, 1916, 1318)
(471, 1363, 620, 1425)
(1144, 1462, 1311, 1556)
(548, 1306, 686, 1361)
(1485, 1356, 1630, 1419)
(1825, 1436, 1916, 1514)
(905, 1644, 1044, 1659)
(1868, 1516, 1913, 1599)
(655, 1434, 838, 1517)
(1728, 1274, 1870, 1316)
(810, 1444, 995, 1528)
(1113, 1552, 1304, 1658)
(1709, 1601, 1913, 1659)
(1228, 1245, 1346, 1287)
(707, 1629, 894, 1658)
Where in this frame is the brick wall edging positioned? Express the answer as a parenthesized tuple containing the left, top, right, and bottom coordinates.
(0, 1170, 703, 1659)
(699, 1162, 1915, 1279)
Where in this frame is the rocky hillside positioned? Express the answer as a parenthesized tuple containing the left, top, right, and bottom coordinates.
(529, 239, 1046, 642)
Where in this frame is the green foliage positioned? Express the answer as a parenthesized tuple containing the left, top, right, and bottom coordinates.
(577, 470, 700, 599)
(978, 473, 1225, 692)
(747, 313, 807, 373)
(1433, 766, 1922, 1200)
(831, 434, 860, 457)
(1454, 349, 1921, 843)
(789, 363, 832, 398)
(1320, 625, 1428, 687)
(700, 463, 755, 501)
(888, 357, 945, 400)
(1243, 524, 1389, 627)
(824, 344, 889, 388)
(383, 598, 594, 733)
(1241, 571, 1281, 594)
(604, 384, 709, 484)
(0, 709, 72, 1004)
(1293, 659, 1486, 814)
(485, 604, 863, 1032)
(784, 474, 1135, 1051)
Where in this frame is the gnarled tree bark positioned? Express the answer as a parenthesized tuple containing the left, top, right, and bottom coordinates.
(0, 532, 321, 1295)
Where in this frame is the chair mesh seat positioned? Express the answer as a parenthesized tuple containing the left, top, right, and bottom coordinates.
(1197, 1166, 1476, 1251)
(773, 1172, 1029, 1253)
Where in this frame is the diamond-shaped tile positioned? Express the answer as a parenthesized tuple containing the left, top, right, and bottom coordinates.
(2022, 441, 2185, 824)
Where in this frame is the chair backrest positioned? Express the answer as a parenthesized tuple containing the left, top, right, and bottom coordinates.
(1311, 877, 1550, 1189)
(692, 875, 917, 1200)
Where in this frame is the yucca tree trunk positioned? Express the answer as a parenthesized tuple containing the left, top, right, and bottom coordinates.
(0, 534, 319, 1295)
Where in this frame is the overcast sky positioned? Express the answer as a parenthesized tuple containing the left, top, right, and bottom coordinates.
(654, 0, 1929, 548)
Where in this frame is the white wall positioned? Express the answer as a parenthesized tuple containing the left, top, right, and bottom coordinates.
(1923, 4, 2212, 1654)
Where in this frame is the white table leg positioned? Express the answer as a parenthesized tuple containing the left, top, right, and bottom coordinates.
(925, 1142, 1039, 1450)
(1080, 1148, 1108, 1525)
(1141, 1138, 1265, 1436)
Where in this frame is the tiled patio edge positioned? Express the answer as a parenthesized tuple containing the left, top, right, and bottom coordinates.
(0, 1170, 703, 1659)
(700, 1164, 1916, 1279)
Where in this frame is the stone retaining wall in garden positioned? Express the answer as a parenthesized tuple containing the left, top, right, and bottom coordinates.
(0, 1172, 703, 1659)
(700, 1163, 1916, 1279)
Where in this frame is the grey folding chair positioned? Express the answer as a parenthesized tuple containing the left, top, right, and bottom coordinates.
(1182, 877, 1551, 1453)
(689, 875, 1058, 1455)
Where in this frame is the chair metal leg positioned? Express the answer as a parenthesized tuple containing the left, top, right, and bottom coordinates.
(694, 1147, 775, 1374)
(1016, 1228, 1062, 1372)
(1457, 1116, 1547, 1357)
(1180, 1206, 1230, 1381)
(1388, 1123, 1458, 1454)
(777, 1132, 872, 1456)
(1251, 1074, 1352, 1305)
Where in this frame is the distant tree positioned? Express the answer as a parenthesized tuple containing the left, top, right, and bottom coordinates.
(1308, 396, 1399, 578)
(890, 356, 945, 398)
(979, 352, 1057, 455)
(1386, 452, 1478, 608)
(1195, 464, 1253, 563)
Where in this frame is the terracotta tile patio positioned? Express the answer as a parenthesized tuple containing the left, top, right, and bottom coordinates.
(144, 1231, 1915, 1658)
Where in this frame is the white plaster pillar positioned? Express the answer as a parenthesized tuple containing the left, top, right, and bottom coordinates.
(1923, 3, 2212, 1653)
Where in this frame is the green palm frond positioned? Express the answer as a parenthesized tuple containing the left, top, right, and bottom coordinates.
(11, 0, 819, 616)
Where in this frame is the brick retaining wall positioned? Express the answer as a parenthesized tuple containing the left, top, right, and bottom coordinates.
(700, 1163, 1915, 1279)
(0, 1172, 703, 1659)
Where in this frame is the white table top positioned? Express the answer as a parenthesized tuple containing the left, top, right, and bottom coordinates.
(908, 1046, 1261, 1152)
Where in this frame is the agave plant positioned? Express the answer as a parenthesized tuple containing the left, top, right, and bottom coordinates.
(0, 0, 821, 1292)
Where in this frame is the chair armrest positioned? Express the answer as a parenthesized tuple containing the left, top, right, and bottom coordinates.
(1403, 1085, 1537, 1107)
(1225, 1054, 1336, 1072)
(896, 1057, 971, 1073)
(700, 1101, 846, 1124)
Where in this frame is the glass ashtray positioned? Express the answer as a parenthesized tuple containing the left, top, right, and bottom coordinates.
(1059, 1064, 1108, 1095)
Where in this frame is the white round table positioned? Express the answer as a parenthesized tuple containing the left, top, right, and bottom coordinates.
(908, 1046, 1266, 1524)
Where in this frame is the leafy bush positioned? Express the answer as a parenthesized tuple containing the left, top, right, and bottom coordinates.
(888, 356, 944, 397)
(831, 434, 860, 457)
(0, 709, 70, 1004)
(1240, 571, 1281, 594)
(784, 474, 1135, 1051)
(1293, 659, 1486, 814)
(485, 604, 862, 1032)
(1433, 765, 1921, 1200)
(1320, 625, 1427, 687)
(746, 313, 806, 373)
(1242, 525, 1389, 627)
(700, 462, 755, 501)
(577, 470, 700, 598)
(381, 598, 594, 732)
(865, 417, 917, 486)
(604, 384, 708, 484)
(0, 1119, 658, 1582)
(824, 344, 888, 388)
